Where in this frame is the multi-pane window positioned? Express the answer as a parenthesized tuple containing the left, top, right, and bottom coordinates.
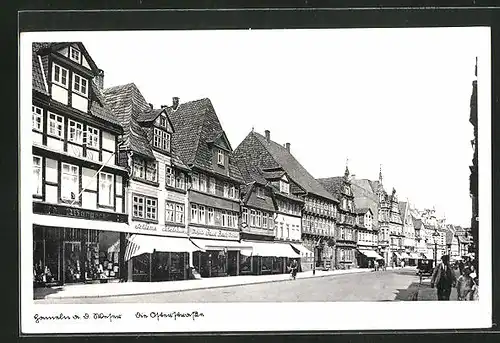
(165, 202, 175, 222)
(175, 204, 184, 224)
(208, 208, 214, 225)
(133, 159, 145, 178)
(153, 128, 171, 152)
(165, 166, 174, 187)
(68, 119, 83, 144)
(199, 174, 207, 192)
(209, 177, 216, 194)
(191, 173, 199, 191)
(99, 172, 114, 206)
(86, 126, 99, 149)
(32, 105, 43, 132)
(72, 74, 88, 96)
(242, 208, 248, 225)
(52, 63, 68, 88)
(69, 46, 81, 63)
(280, 181, 290, 194)
(228, 185, 235, 199)
(227, 213, 234, 228)
(132, 195, 144, 218)
(48, 112, 64, 138)
(146, 161, 157, 182)
(250, 210, 256, 227)
(217, 149, 224, 165)
(61, 163, 79, 200)
(198, 205, 206, 224)
(175, 170, 185, 190)
(145, 198, 157, 220)
(221, 211, 227, 227)
(256, 211, 262, 227)
(191, 204, 198, 224)
(33, 156, 42, 195)
(223, 183, 229, 198)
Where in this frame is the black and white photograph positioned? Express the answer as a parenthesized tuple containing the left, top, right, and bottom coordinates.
(20, 26, 492, 333)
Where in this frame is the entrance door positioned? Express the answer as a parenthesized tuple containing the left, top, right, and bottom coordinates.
(227, 251, 238, 276)
(63, 242, 82, 284)
(315, 247, 322, 267)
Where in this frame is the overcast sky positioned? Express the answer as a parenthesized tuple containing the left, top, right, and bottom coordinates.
(57, 27, 486, 227)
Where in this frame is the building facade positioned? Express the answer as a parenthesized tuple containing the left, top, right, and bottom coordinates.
(32, 42, 129, 286)
(233, 130, 337, 271)
(167, 98, 247, 278)
(103, 84, 198, 282)
(317, 166, 358, 269)
(354, 208, 381, 267)
(399, 201, 418, 265)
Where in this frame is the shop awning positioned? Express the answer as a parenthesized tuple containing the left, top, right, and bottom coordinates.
(240, 241, 300, 258)
(107, 240, 120, 253)
(125, 234, 202, 261)
(190, 238, 253, 252)
(290, 243, 313, 256)
(393, 252, 403, 259)
(32, 213, 129, 232)
(359, 249, 384, 260)
(409, 252, 420, 259)
(401, 252, 411, 259)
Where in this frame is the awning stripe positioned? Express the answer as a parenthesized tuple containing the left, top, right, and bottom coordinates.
(241, 240, 300, 258)
(124, 234, 202, 261)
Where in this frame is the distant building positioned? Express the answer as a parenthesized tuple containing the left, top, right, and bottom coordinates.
(399, 201, 418, 265)
(354, 208, 380, 267)
(317, 164, 358, 269)
(234, 130, 338, 271)
(469, 57, 479, 265)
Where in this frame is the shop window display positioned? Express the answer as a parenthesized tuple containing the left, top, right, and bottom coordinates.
(239, 255, 253, 275)
(261, 256, 273, 274)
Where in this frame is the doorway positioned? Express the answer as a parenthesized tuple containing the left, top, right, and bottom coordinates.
(63, 241, 82, 284)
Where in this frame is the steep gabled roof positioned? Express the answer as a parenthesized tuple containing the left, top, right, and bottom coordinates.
(356, 207, 372, 214)
(34, 42, 100, 72)
(234, 131, 337, 202)
(351, 178, 379, 229)
(33, 42, 122, 129)
(317, 177, 344, 199)
(399, 201, 408, 219)
(166, 98, 243, 183)
(241, 182, 276, 213)
(102, 83, 155, 159)
(136, 108, 165, 123)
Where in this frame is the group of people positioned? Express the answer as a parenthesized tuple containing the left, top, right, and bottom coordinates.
(430, 254, 478, 301)
(371, 259, 386, 271)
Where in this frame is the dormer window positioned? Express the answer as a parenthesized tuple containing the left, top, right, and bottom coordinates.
(72, 74, 88, 97)
(52, 63, 68, 88)
(217, 149, 225, 165)
(280, 180, 289, 194)
(153, 128, 171, 152)
(69, 46, 81, 64)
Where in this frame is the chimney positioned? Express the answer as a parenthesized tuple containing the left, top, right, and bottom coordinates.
(172, 97, 180, 110)
(285, 142, 290, 152)
(148, 103, 153, 109)
(265, 130, 270, 143)
(94, 69, 104, 90)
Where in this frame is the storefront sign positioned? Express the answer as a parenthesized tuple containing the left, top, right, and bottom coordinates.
(33, 202, 128, 223)
(189, 226, 239, 240)
(165, 191, 185, 204)
(132, 222, 188, 236)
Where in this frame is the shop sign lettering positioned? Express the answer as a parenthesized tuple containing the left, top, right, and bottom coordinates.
(33, 202, 128, 223)
(189, 226, 239, 240)
(134, 223, 158, 232)
(162, 225, 188, 235)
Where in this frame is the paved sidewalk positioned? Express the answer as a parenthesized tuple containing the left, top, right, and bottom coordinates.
(34, 268, 369, 300)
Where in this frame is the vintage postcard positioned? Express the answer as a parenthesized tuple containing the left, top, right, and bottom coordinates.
(20, 27, 492, 334)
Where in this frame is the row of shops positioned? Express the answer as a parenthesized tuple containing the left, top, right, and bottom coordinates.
(33, 224, 306, 287)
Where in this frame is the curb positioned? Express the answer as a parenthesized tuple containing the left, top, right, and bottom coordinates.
(36, 269, 370, 300)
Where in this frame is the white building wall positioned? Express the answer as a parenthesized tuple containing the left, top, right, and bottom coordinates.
(51, 84, 68, 105)
(71, 93, 88, 113)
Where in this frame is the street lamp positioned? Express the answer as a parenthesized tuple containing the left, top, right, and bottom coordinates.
(432, 229, 440, 265)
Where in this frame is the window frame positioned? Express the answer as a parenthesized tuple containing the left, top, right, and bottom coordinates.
(86, 126, 99, 149)
(208, 177, 216, 194)
(68, 119, 84, 144)
(145, 197, 158, 221)
(72, 73, 88, 97)
(33, 156, 42, 196)
(191, 204, 198, 224)
(199, 174, 207, 192)
(132, 195, 145, 219)
(48, 112, 64, 139)
(98, 172, 114, 206)
(32, 105, 43, 132)
(242, 208, 248, 225)
(198, 205, 206, 224)
(191, 172, 199, 191)
(145, 161, 158, 183)
(61, 162, 79, 200)
(165, 166, 174, 187)
(175, 204, 185, 224)
(165, 202, 175, 223)
(69, 46, 82, 64)
(217, 149, 225, 165)
(52, 63, 69, 88)
(208, 207, 215, 225)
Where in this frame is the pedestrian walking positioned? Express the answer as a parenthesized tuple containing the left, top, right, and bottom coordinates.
(430, 255, 456, 301)
(289, 259, 298, 280)
(456, 267, 476, 301)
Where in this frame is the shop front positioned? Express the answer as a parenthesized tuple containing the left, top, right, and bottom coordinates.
(239, 240, 300, 275)
(357, 248, 384, 268)
(32, 208, 129, 287)
(290, 243, 313, 272)
(124, 233, 201, 282)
